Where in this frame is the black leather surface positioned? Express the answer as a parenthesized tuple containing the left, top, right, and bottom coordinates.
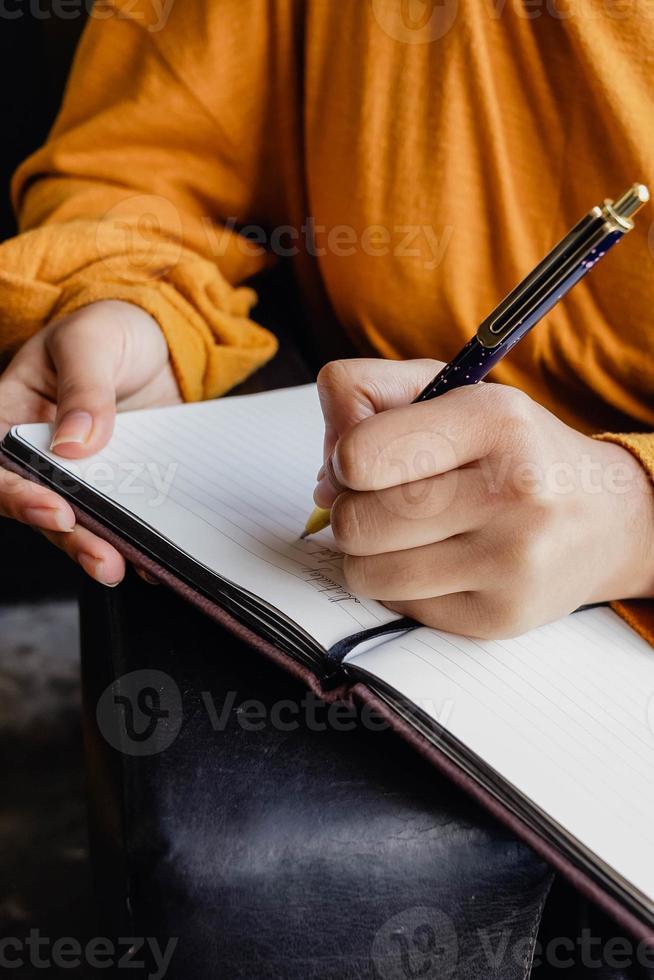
(80, 574, 556, 979)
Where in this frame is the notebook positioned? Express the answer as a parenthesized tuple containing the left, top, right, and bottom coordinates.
(3, 384, 654, 944)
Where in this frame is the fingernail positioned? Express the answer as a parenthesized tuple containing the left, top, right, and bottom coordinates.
(50, 411, 94, 451)
(315, 463, 326, 482)
(23, 506, 75, 532)
(78, 553, 121, 587)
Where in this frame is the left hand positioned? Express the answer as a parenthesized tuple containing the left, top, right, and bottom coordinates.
(0, 300, 181, 586)
(314, 359, 654, 638)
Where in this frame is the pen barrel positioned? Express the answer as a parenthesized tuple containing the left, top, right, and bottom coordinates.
(414, 226, 626, 404)
(413, 337, 492, 401)
(492, 226, 625, 356)
(476, 209, 608, 346)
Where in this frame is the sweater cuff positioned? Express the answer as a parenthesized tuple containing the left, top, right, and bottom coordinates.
(593, 431, 654, 648)
(593, 432, 654, 486)
(0, 219, 278, 402)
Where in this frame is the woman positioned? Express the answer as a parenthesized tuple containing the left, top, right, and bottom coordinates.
(0, 0, 652, 638)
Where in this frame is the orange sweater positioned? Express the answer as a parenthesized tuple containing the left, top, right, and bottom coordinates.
(2, 0, 654, 630)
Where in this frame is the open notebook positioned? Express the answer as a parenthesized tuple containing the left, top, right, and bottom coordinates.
(3, 384, 654, 941)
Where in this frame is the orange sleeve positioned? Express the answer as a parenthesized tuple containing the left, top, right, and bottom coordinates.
(594, 433, 654, 487)
(1, 0, 283, 401)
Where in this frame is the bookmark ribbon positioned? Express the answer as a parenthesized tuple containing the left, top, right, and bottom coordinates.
(325, 617, 420, 677)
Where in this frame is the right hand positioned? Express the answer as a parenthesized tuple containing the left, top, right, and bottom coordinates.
(0, 300, 182, 585)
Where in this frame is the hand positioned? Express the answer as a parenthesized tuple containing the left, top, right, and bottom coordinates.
(314, 359, 654, 637)
(0, 300, 181, 585)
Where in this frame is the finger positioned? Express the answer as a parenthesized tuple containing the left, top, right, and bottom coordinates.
(319, 383, 523, 502)
(342, 533, 490, 601)
(47, 317, 120, 458)
(386, 591, 526, 639)
(38, 525, 126, 587)
(330, 467, 495, 556)
(384, 592, 491, 637)
(316, 358, 444, 460)
(0, 466, 76, 532)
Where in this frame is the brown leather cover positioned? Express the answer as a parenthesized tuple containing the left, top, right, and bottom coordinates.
(2, 447, 653, 949)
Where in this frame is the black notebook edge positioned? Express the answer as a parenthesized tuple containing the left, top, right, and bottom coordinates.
(347, 666, 654, 935)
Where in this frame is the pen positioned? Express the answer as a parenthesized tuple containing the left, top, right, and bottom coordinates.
(302, 183, 650, 538)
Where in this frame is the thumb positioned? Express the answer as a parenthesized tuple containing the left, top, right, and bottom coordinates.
(315, 356, 443, 465)
(48, 321, 118, 458)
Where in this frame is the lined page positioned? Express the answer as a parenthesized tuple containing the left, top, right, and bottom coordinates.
(14, 386, 397, 650)
(348, 607, 654, 904)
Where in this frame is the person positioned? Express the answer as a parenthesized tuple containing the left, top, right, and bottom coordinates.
(0, 0, 653, 638)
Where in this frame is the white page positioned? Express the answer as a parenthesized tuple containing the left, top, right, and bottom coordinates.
(14, 385, 397, 650)
(348, 607, 654, 905)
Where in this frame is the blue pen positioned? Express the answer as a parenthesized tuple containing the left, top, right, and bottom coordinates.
(303, 184, 649, 536)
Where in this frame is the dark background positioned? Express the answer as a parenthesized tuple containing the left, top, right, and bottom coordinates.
(0, 11, 87, 242)
(0, 10, 93, 965)
(0, 10, 87, 600)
